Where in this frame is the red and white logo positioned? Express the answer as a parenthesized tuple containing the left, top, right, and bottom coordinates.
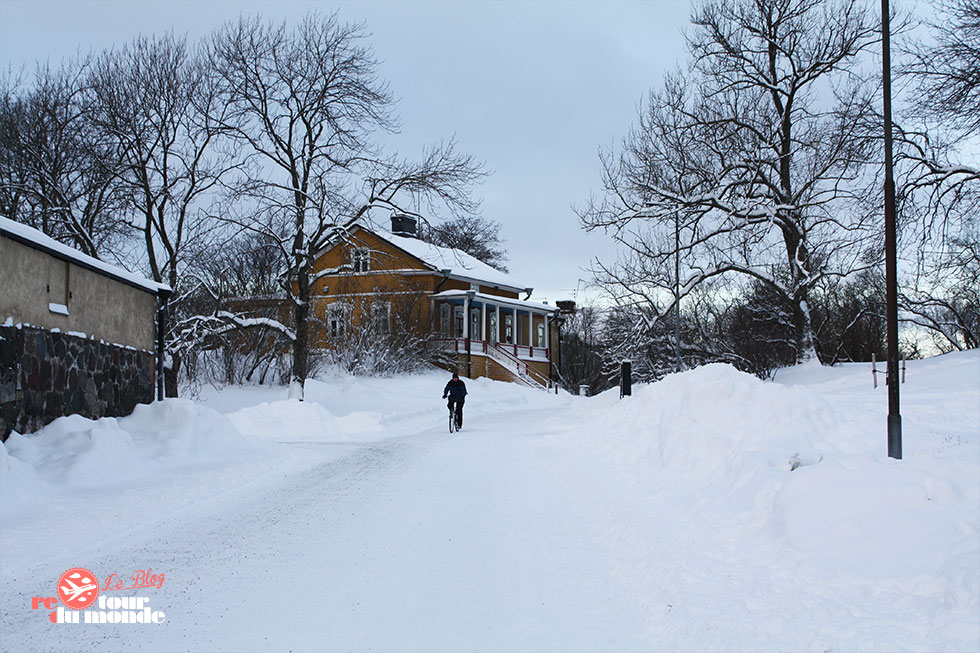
(34, 566, 167, 624)
(56, 568, 99, 610)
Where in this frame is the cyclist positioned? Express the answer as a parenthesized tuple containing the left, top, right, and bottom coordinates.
(442, 372, 467, 430)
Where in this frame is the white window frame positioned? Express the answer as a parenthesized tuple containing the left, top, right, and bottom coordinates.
(453, 305, 465, 338)
(351, 247, 371, 273)
(470, 307, 481, 341)
(370, 301, 391, 334)
(440, 303, 451, 337)
(327, 302, 351, 339)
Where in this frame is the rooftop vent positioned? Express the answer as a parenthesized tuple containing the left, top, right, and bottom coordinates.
(390, 213, 417, 238)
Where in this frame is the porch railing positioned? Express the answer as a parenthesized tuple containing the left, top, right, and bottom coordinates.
(435, 338, 551, 390)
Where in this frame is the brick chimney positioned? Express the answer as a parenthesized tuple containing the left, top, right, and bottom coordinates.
(390, 213, 417, 238)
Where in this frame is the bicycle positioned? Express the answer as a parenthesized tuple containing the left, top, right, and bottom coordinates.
(449, 404, 458, 433)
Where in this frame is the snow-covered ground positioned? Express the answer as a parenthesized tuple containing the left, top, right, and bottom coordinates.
(1, 352, 977, 651)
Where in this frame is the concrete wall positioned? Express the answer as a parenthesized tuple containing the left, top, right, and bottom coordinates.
(1, 325, 154, 438)
(0, 235, 157, 351)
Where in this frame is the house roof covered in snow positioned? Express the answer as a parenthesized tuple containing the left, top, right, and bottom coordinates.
(334, 223, 529, 294)
(0, 217, 170, 294)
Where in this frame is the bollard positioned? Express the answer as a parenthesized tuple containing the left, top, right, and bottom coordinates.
(872, 353, 878, 389)
(620, 360, 632, 398)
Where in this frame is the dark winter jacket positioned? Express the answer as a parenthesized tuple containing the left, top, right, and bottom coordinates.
(443, 378, 467, 401)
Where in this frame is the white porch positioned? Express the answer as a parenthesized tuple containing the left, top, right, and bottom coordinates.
(431, 290, 558, 388)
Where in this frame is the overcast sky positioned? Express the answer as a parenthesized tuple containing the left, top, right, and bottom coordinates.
(0, 0, 692, 303)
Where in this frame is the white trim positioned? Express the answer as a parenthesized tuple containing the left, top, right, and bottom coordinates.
(314, 291, 423, 298)
(431, 289, 558, 314)
(495, 305, 501, 343)
(351, 247, 371, 273)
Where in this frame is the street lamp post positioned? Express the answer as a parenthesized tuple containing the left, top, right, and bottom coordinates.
(881, 0, 902, 459)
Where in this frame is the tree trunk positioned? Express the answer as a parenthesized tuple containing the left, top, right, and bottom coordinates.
(781, 217, 819, 364)
(164, 352, 181, 398)
(792, 293, 818, 363)
(291, 234, 310, 399)
(292, 288, 309, 389)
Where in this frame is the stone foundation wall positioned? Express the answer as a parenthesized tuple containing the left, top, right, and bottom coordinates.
(0, 325, 154, 439)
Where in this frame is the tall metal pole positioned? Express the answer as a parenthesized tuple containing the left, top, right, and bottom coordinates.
(674, 211, 682, 372)
(881, 0, 902, 459)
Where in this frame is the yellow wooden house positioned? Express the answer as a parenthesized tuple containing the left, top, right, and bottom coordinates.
(310, 214, 560, 388)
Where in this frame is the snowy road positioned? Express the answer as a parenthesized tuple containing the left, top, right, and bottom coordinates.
(2, 358, 978, 652)
(1, 406, 653, 652)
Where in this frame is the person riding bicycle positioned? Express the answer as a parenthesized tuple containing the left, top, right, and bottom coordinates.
(442, 372, 467, 430)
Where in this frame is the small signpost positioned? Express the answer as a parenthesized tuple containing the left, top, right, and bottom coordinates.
(620, 360, 632, 398)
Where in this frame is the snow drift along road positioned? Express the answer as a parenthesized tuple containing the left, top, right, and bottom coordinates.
(1, 353, 977, 651)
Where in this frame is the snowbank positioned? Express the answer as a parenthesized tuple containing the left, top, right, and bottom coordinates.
(228, 399, 384, 443)
(0, 399, 259, 520)
(554, 353, 980, 646)
(566, 363, 834, 479)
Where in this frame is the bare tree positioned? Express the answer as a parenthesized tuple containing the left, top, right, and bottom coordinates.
(902, 0, 980, 134)
(207, 12, 485, 396)
(578, 0, 881, 363)
(419, 215, 509, 272)
(557, 303, 608, 393)
(894, 0, 979, 350)
(88, 33, 237, 395)
(0, 60, 126, 257)
(899, 237, 979, 351)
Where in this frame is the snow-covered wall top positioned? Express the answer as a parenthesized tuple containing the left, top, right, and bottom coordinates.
(0, 217, 169, 295)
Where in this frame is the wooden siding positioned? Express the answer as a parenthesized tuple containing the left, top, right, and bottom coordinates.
(310, 226, 561, 386)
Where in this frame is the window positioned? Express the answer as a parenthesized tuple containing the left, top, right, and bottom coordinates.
(537, 323, 545, 348)
(503, 314, 513, 344)
(47, 260, 71, 315)
(370, 301, 391, 334)
(454, 306, 464, 337)
(351, 248, 371, 273)
(440, 304, 451, 337)
(326, 303, 351, 339)
(470, 308, 481, 341)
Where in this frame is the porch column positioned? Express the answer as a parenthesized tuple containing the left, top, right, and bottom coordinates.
(465, 290, 475, 378)
(496, 304, 501, 343)
(513, 306, 518, 345)
(527, 310, 533, 348)
(545, 314, 550, 351)
(481, 300, 486, 342)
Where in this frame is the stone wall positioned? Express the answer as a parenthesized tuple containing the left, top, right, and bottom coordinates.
(0, 325, 154, 439)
